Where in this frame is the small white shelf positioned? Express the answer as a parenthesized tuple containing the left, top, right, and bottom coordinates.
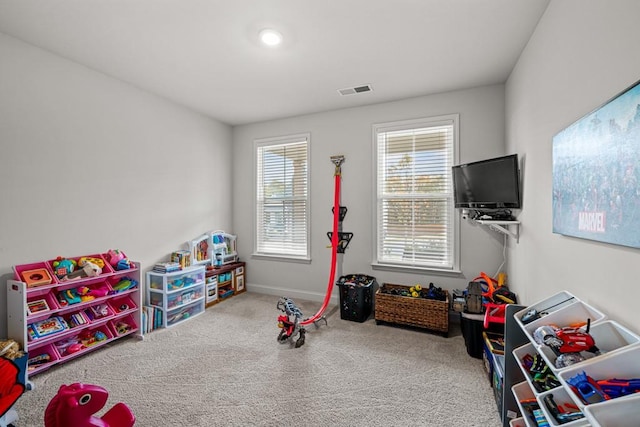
(474, 219, 520, 242)
(146, 265, 206, 328)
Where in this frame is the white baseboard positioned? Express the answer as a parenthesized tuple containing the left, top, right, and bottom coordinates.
(247, 283, 339, 305)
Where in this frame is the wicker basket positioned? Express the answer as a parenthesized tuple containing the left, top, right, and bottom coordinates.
(375, 283, 449, 335)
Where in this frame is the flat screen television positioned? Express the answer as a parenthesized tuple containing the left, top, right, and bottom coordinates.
(452, 154, 521, 210)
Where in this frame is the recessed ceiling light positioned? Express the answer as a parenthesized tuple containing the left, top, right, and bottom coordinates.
(259, 29, 282, 46)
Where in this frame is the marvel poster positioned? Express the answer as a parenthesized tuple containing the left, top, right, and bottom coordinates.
(553, 79, 640, 248)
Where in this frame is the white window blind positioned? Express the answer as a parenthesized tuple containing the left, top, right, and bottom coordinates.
(374, 116, 457, 270)
(255, 135, 310, 259)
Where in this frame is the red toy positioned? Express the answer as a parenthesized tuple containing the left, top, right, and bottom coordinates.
(44, 383, 135, 427)
(0, 358, 25, 423)
(544, 319, 599, 356)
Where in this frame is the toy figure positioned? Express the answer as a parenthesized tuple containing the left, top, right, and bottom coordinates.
(44, 383, 135, 427)
(105, 249, 125, 267)
(52, 257, 77, 279)
(276, 297, 306, 348)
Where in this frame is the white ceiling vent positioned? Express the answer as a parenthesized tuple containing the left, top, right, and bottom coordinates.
(338, 84, 373, 96)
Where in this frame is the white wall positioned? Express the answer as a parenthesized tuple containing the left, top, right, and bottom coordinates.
(506, 0, 640, 329)
(0, 33, 232, 336)
(233, 85, 508, 302)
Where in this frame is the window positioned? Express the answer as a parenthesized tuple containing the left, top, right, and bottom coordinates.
(373, 115, 459, 271)
(255, 134, 310, 260)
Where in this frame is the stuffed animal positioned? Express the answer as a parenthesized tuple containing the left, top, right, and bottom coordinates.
(0, 340, 24, 360)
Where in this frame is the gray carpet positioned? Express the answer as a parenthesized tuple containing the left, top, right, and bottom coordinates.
(12, 293, 502, 426)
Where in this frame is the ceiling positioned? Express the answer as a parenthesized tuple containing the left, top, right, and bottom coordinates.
(0, 0, 550, 126)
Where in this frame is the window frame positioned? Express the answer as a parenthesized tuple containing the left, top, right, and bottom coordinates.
(253, 133, 311, 263)
(372, 114, 460, 273)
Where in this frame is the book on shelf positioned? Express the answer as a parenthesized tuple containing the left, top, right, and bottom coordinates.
(142, 305, 163, 333)
(153, 261, 181, 273)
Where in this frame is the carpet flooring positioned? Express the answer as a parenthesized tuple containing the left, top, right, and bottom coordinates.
(12, 292, 502, 426)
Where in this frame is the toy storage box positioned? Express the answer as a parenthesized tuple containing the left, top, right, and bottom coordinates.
(584, 393, 640, 427)
(536, 319, 639, 375)
(514, 291, 606, 340)
(558, 344, 640, 409)
(375, 283, 449, 335)
(336, 274, 377, 322)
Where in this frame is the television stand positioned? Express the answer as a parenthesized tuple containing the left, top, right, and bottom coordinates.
(473, 219, 520, 242)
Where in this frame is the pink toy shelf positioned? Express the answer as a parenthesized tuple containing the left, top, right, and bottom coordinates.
(8, 251, 142, 383)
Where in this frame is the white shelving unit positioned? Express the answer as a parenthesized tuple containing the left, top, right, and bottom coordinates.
(507, 291, 640, 426)
(474, 219, 521, 242)
(146, 265, 206, 328)
(6, 255, 142, 383)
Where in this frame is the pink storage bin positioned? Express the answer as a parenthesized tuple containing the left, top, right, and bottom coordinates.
(54, 280, 113, 311)
(83, 302, 115, 322)
(61, 310, 91, 329)
(47, 254, 113, 281)
(27, 343, 60, 374)
(26, 291, 60, 321)
(109, 314, 138, 337)
(107, 275, 139, 294)
(54, 324, 114, 358)
(80, 324, 114, 347)
(109, 295, 138, 315)
(14, 262, 58, 287)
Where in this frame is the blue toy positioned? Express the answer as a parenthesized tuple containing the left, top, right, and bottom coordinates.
(566, 371, 610, 404)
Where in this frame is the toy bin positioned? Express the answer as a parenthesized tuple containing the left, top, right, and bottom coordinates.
(218, 288, 234, 299)
(107, 275, 139, 294)
(583, 393, 640, 427)
(461, 312, 485, 358)
(537, 388, 588, 426)
(558, 344, 640, 409)
(167, 286, 204, 310)
(14, 261, 58, 288)
(512, 342, 561, 395)
(513, 381, 551, 427)
(167, 301, 204, 327)
(47, 254, 114, 281)
(83, 302, 115, 323)
(336, 274, 377, 322)
(60, 310, 90, 330)
(520, 300, 606, 345)
(537, 319, 640, 374)
(108, 295, 138, 315)
(54, 324, 113, 359)
(26, 291, 60, 322)
(375, 283, 449, 335)
(515, 291, 578, 327)
(109, 314, 138, 337)
(54, 280, 113, 310)
(26, 343, 60, 375)
(27, 316, 69, 341)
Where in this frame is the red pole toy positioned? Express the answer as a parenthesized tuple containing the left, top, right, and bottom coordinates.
(276, 156, 344, 347)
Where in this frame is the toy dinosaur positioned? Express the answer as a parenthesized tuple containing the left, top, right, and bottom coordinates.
(44, 383, 135, 427)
